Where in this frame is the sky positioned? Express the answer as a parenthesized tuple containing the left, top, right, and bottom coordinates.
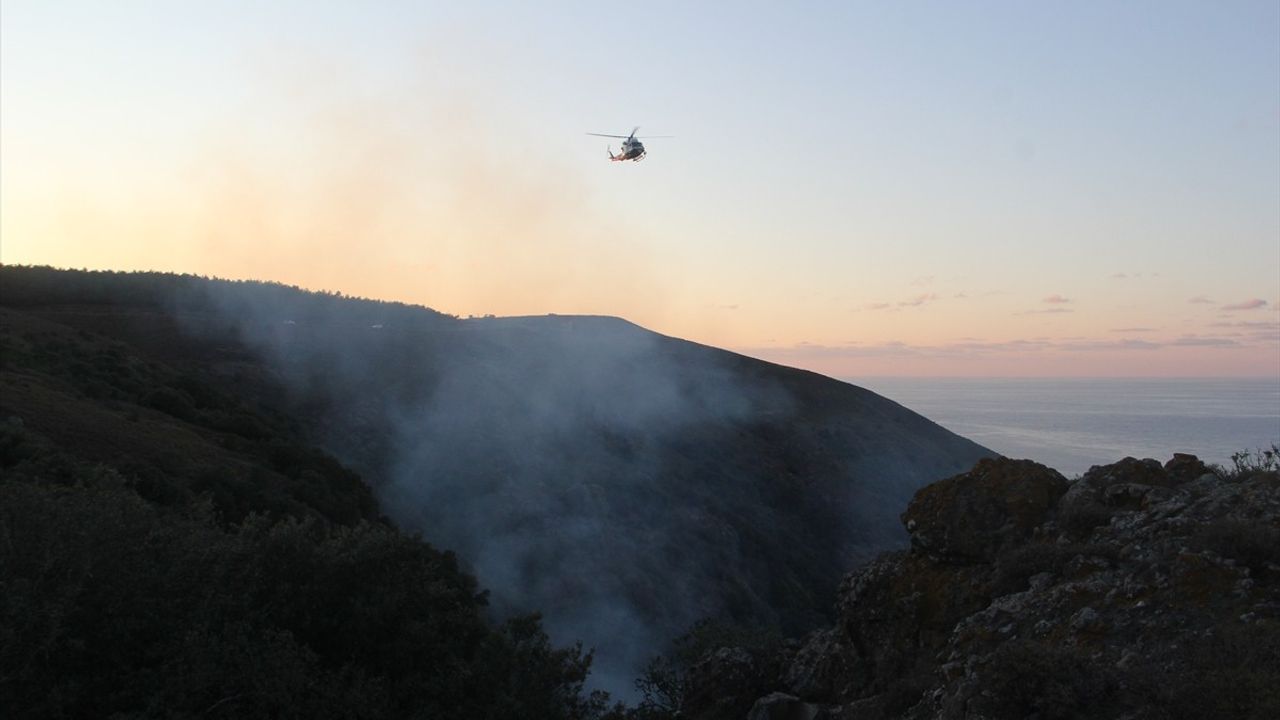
(2, 1, 1278, 377)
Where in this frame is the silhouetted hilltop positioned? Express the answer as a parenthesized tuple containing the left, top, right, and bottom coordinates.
(0, 265, 994, 697)
(0, 279, 609, 718)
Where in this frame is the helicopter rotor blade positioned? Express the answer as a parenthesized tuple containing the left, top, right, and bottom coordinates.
(586, 132, 630, 138)
(630, 126, 641, 139)
(634, 135, 674, 139)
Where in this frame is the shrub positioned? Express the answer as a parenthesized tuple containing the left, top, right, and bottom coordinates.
(1226, 444, 1280, 478)
(1160, 621, 1280, 719)
(142, 385, 197, 420)
(974, 639, 1122, 719)
(994, 542, 1119, 594)
(0, 472, 609, 719)
(1193, 518, 1280, 580)
(1057, 501, 1114, 540)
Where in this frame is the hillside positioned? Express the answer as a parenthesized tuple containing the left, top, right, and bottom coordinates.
(0, 266, 994, 694)
(0, 289, 610, 718)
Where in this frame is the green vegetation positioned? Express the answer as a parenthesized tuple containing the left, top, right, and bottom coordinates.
(1161, 621, 1280, 720)
(630, 620, 783, 719)
(992, 541, 1120, 595)
(0, 301, 377, 526)
(0, 265, 455, 325)
(1221, 443, 1280, 479)
(0, 447, 609, 718)
(973, 639, 1126, 720)
(1193, 518, 1280, 581)
(0, 279, 616, 718)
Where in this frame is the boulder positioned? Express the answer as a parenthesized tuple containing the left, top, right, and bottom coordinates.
(783, 629, 854, 701)
(901, 458, 1068, 563)
(1082, 456, 1172, 489)
(1164, 453, 1209, 484)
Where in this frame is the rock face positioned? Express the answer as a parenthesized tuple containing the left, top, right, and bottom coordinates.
(680, 455, 1280, 719)
(902, 457, 1069, 563)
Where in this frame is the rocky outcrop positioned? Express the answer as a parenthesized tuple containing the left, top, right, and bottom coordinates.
(902, 457, 1069, 562)
(680, 455, 1280, 719)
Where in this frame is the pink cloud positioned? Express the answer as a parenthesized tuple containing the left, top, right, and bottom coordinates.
(1222, 299, 1267, 311)
(1043, 294, 1072, 304)
(897, 293, 938, 308)
(1170, 336, 1238, 347)
(1187, 295, 1214, 304)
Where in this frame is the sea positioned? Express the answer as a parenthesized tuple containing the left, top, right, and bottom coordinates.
(850, 377, 1280, 479)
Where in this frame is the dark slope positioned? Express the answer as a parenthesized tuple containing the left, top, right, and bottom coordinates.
(0, 266, 993, 694)
(0, 295, 608, 718)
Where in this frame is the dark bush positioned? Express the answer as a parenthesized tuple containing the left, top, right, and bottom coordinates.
(974, 639, 1122, 719)
(1159, 621, 1280, 719)
(1193, 518, 1280, 580)
(0, 479, 607, 719)
(1223, 445, 1280, 479)
(142, 385, 198, 420)
(994, 542, 1119, 594)
(1058, 500, 1113, 540)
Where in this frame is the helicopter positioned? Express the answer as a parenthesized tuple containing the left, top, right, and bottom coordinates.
(586, 126, 673, 162)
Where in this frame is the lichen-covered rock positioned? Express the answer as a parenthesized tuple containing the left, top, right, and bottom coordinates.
(781, 629, 853, 701)
(1164, 452, 1209, 484)
(1083, 456, 1173, 488)
(901, 457, 1068, 563)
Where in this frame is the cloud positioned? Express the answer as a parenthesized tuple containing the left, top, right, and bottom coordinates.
(1060, 339, 1162, 352)
(1188, 295, 1215, 304)
(741, 331, 1267, 363)
(910, 275, 936, 286)
(1042, 294, 1072, 304)
(1110, 273, 1128, 279)
(866, 292, 941, 310)
(1222, 299, 1268, 311)
(1110, 327, 1156, 333)
(1170, 336, 1238, 347)
(1018, 308, 1074, 315)
(1209, 320, 1279, 329)
(898, 293, 938, 308)
(744, 338, 1052, 361)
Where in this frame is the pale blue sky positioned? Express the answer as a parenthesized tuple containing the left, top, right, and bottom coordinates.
(3, 1, 1278, 374)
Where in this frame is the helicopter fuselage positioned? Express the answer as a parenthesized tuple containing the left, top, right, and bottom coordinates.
(611, 140, 646, 162)
(589, 127, 667, 162)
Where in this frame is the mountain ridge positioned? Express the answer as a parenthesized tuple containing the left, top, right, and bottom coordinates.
(0, 265, 995, 697)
